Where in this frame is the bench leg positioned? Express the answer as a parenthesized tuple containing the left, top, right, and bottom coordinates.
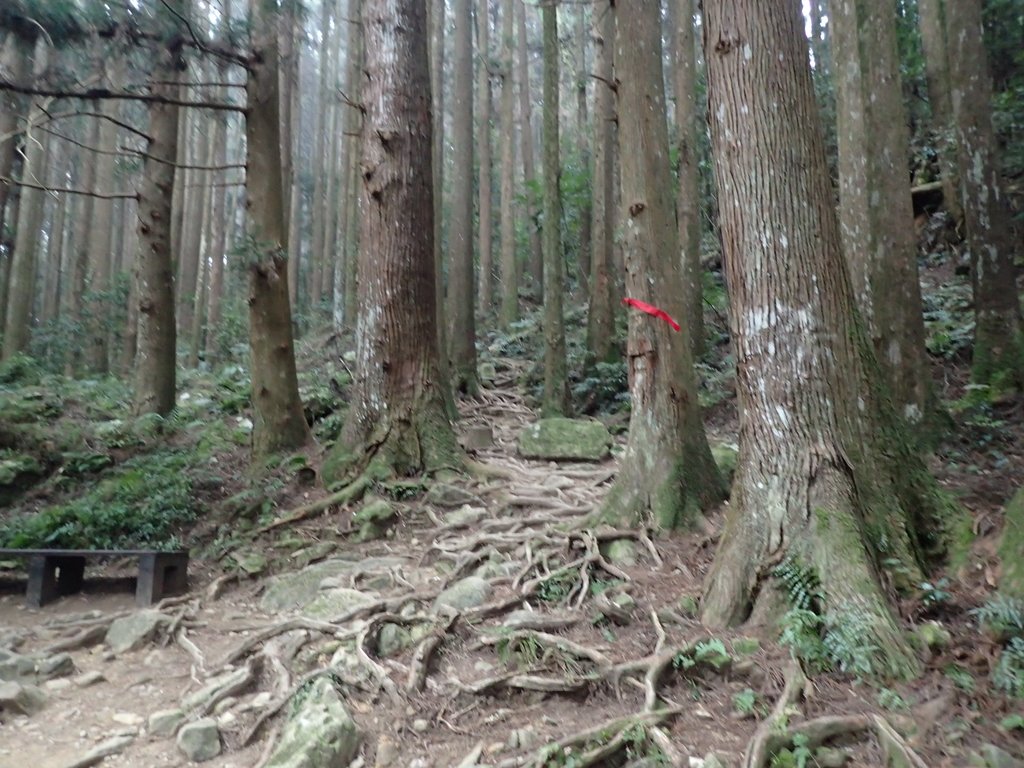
(136, 553, 189, 606)
(26, 555, 86, 607)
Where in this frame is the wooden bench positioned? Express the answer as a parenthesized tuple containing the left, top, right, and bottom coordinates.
(0, 549, 189, 608)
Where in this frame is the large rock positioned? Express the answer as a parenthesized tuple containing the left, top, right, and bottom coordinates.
(105, 610, 169, 654)
(149, 708, 186, 737)
(266, 678, 361, 768)
(518, 418, 612, 461)
(433, 576, 491, 611)
(0, 680, 47, 715)
(176, 718, 221, 762)
(260, 557, 404, 613)
(711, 443, 738, 487)
(0, 649, 39, 683)
(302, 588, 376, 621)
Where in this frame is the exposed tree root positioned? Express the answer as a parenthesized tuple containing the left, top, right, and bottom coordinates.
(255, 475, 371, 534)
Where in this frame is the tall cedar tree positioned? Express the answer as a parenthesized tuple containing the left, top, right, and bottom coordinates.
(701, 0, 965, 678)
(245, 0, 312, 458)
(598, 0, 722, 530)
(322, 0, 460, 484)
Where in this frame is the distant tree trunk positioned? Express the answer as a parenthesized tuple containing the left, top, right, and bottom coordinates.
(204, 114, 229, 364)
(477, 0, 494, 315)
(574, 4, 591, 286)
(282, 1, 304, 318)
(916, 0, 962, 224)
(832, 0, 940, 435)
(586, 0, 615, 363)
(65, 117, 99, 375)
(672, 0, 705, 360)
(517, 1, 543, 298)
(309, 0, 334, 318)
(944, 0, 1024, 391)
(177, 115, 206, 349)
(599, 0, 722, 530)
(246, 0, 313, 458)
(323, 0, 459, 485)
(0, 35, 30, 271)
(497, 0, 519, 328)
(449, 0, 479, 394)
(342, 0, 364, 327)
(133, 26, 183, 416)
(541, 1, 568, 415)
(701, 0, 964, 679)
(41, 187, 68, 327)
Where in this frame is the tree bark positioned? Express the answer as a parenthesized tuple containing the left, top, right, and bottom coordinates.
(517, 1, 543, 298)
(449, 0, 479, 394)
(65, 116, 100, 375)
(323, 0, 460, 486)
(585, 0, 616, 363)
(832, 0, 939, 435)
(0, 35, 30, 283)
(246, 0, 313, 458)
(700, 0, 964, 679)
(497, 0, 519, 329)
(672, 0, 705, 360)
(477, 0, 494, 315)
(540, 1, 568, 415)
(944, 0, 1024, 391)
(133, 25, 183, 416)
(599, 0, 722, 531)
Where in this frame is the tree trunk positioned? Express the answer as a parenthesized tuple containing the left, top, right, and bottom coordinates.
(477, 0, 494, 315)
(574, 3, 591, 286)
(65, 117, 100, 375)
(177, 116, 206, 352)
(246, 0, 313, 458)
(672, 0, 705, 360)
(0, 35, 30, 275)
(944, 0, 1024, 391)
(598, 0, 722, 530)
(916, 0, 962, 225)
(309, 0, 334, 319)
(517, 1, 543, 298)
(832, 0, 940, 435)
(204, 113, 229, 364)
(497, 0, 519, 328)
(585, 0, 616, 363)
(323, 0, 459, 486)
(340, 0, 365, 329)
(133, 27, 183, 416)
(541, 1, 568, 415)
(700, 0, 964, 679)
(449, 0, 480, 394)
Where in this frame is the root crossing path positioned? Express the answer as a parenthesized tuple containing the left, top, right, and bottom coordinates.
(0, 367, 924, 768)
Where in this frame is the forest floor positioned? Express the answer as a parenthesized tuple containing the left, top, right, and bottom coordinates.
(2, 248, 1024, 767)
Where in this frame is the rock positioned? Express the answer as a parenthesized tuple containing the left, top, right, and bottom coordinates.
(353, 498, 397, 542)
(710, 443, 738, 487)
(112, 711, 145, 727)
(105, 610, 169, 654)
(412, 718, 429, 733)
(291, 541, 338, 568)
(445, 505, 487, 528)
(231, 549, 269, 576)
(462, 425, 494, 451)
(425, 483, 481, 508)
(182, 665, 252, 712)
(0, 681, 46, 715)
(916, 620, 951, 651)
(508, 727, 536, 749)
(266, 677, 361, 768)
(601, 539, 638, 566)
(478, 361, 497, 384)
(517, 418, 612, 461)
(260, 557, 402, 612)
(149, 708, 186, 737)
(433, 577, 491, 611)
(61, 735, 134, 768)
(39, 653, 75, 680)
(177, 718, 221, 762)
(43, 678, 72, 692)
(375, 735, 399, 767)
(73, 671, 105, 687)
(377, 624, 414, 657)
(0, 649, 38, 683)
(302, 588, 376, 620)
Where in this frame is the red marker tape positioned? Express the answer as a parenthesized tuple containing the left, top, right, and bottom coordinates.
(622, 298, 681, 332)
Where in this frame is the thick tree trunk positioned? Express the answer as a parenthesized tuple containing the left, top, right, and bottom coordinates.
(477, 0, 494, 315)
(246, 0, 313, 458)
(341, 0, 364, 329)
(832, 0, 939, 435)
(541, 2, 568, 415)
(701, 0, 964, 679)
(449, 0, 480, 394)
(0, 35, 29, 277)
(599, 0, 722, 530)
(497, 0, 519, 329)
(133, 30, 183, 416)
(517, 1, 543, 298)
(323, 0, 459, 485)
(672, 0, 705, 360)
(585, 0, 616, 363)
(65, 118, 100, 375)
(944, 0, 1024, 391)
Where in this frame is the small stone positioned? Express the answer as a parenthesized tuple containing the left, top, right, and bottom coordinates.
(602, 539, 638, 566)
(375, 735, 399, 767)
(74, 671, 106, 688)
(105, 611, 169, 654)
(445, 505, 487, 528)
(915, 621, 951, 651)
(694, 705, 713, 719)
(412, 718, 429, 733)
(231, 550, 269, 576)
(433, 576, 491, 611)
(38, 653, 75, 680)
(0, 681, 46, 715)
(176, 718, 221, 762)
(112, 711, 145, 727)
(251, 691, 272, 708)
(425, 483, 481, 508)
(43, 678, 72, 692)
(149, 708, 186, 737)
(377, 624, 414, 657)
(217, 711, 237, 728)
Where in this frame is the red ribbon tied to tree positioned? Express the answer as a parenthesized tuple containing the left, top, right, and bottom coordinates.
(621, 298, 681, 332)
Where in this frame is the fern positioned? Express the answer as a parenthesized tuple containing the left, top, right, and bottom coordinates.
(773, 555, 823, 611)
(993, 637, 1024, 699)
(823, 607, 880, 678)
(972, 594, 1024, 640)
